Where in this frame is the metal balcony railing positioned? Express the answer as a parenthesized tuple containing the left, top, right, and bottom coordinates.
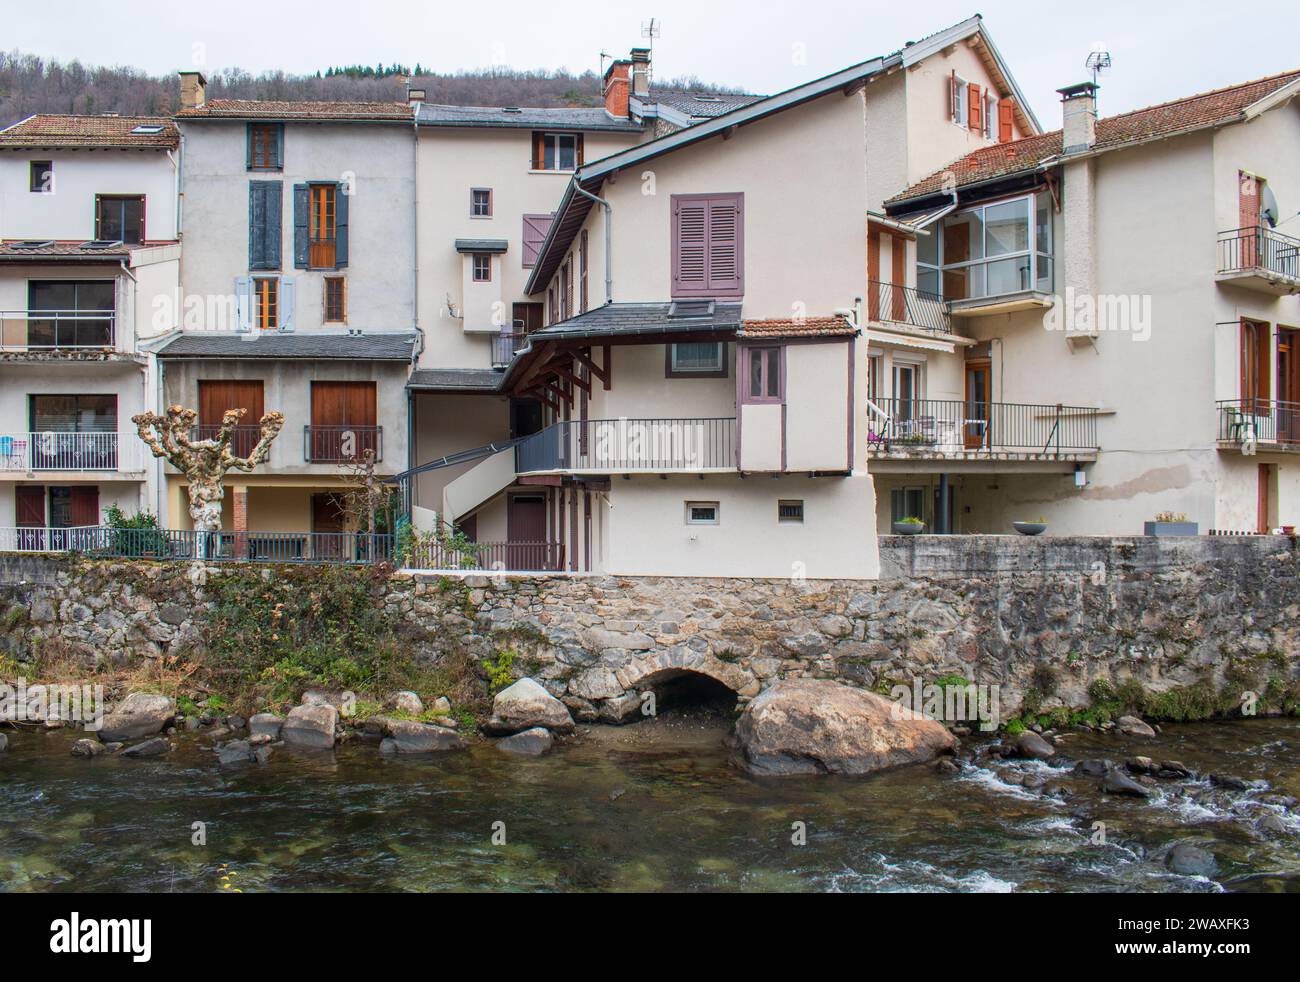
(0, 310, 116, 350)
(491, 332, 528, 368)
(1217, 226, 1300, 280)
(0, 525, 396, 564)
(403, 538, 563, 572)
(304, 425, 383, 463)
(867, 281, 952, 334)
(515, 417, 737, 474)
(867, 399, 1099, 454)
(1218, 398, 1300, 446)
(191, 424, 269, 460)
(0, 432, 141, 472)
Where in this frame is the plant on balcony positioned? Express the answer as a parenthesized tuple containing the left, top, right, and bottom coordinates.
(1144, 511, 1199, 537)
(102, 504, 169, 557)
(132, 405, 284, 559)
(892, 516, 926, 535)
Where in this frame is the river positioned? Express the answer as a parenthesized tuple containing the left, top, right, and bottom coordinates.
(1, 714, 1297, 892)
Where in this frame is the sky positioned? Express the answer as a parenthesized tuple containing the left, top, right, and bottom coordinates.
(10, 0, 1299, 126)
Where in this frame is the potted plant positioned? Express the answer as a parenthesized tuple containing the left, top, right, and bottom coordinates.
(1013, 518, 1048, 536)
(1143, 511, 1199, 537)
(892, 516, 926, 535)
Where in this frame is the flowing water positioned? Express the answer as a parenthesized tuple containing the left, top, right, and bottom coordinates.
(1, 714, 1298, 892)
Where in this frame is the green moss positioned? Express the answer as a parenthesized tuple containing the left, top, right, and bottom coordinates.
(0, 604, 27, 632)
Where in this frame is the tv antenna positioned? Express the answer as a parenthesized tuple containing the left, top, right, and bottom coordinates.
(1085, 46, 1112, 90)
(642, 18, 661, 50)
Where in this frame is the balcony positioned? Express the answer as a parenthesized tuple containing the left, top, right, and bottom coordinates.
(867, 399, 1099, 461)
(1217, 399, 1300, 450)
(1217, 227, 1300, 295)
(490, 332, 527, 369)
(304, 425, 383, 463)
(867, 281, 951, 335)
(192, 424, 270, 461)
(0, 432, 144, 474)
(516, 418, 737, 475)
(0, 309, 117, 352)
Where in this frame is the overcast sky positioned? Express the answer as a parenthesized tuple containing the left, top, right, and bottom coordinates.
(11, 0, 1297, 125)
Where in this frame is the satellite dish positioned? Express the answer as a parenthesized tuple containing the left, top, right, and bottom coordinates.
(1262, 184, 1280, 227)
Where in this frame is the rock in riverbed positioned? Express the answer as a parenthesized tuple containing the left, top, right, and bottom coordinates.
(496, 727, 554, 757)
(1013, 730, 1056, 760)
(1116, 715, 1157, 738)
(97, 693, 175, 743)
(121, 737, 171, 758)
(248, 713, 283, 741)
(0, 733, 7, 752)
(389, 691, 424, 715)
(1165, 842, 1218, 877)
(281, 704, 338, 749)
(484, 678, 574, 735)
(380, 719, 464, 754)
(1101, 766, 1150, 798)
(733, 679, 957, 777)
(70, 738, 105, 758)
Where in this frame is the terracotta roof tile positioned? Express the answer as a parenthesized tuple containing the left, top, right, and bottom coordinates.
(889, 69, 1300, 205)
(739, 316, 856, 339)
(176, 99, 412, 121)
(0, 114, 178, 149)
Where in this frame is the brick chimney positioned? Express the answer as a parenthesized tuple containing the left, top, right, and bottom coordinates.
(407, 86, 427, 108)
(179, 71, 207, 111)
(603, 60, 631, 118)
(630, 47, 652, 99)
(1058, 82, 1098, 153)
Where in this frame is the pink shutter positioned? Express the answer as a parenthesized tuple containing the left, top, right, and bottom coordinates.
(522, 213, 554, 268)
(706, 196, 743, 296)
(672, 193, 743, 298)
(672, 198, 708, 293)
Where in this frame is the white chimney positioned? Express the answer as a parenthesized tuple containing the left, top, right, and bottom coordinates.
(630, 47, 652, 99)
(407, 86, 427, 108)
(1058, 82, 1098, 153)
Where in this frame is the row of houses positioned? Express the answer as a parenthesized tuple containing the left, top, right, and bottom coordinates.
(1, 14, 1297, 578)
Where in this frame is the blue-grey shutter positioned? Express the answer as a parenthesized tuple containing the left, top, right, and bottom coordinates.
(234, 276, 252, 332)
(293, 184, 309, 269)
(265, 182, 282, 268)
(280, 278, 296, 332)
(275, 125, 284, 168)
(245, 124, 254, 169)
(248, 181, 282, 270)
(334, 183, 349, 269)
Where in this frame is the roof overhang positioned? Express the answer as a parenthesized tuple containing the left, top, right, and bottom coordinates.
(455, 239, 509, 254)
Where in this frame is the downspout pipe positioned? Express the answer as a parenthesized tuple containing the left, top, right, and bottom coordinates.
(573, 184, 613, 303)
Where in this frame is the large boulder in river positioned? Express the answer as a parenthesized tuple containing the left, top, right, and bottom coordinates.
(484, 678, 574, 735)
(97, 693, 175, 743)
(1013, 730, 1056, 761)
(248, 713, 283, 741)
(383, 719, 465, 754)
(733, 679, 957, 777)
(1166, 842, 1218, 878)
(496, 727, 554, 757)
(281, 704, 338, 749)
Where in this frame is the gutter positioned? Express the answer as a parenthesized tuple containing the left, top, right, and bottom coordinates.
(574, 184, 613, 304)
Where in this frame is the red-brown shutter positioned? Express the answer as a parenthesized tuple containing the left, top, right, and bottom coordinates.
(70, 486, 100, 527)
(890, 233, 907, 320)
(579, 229, 588, 313)
(998, 99, 1014, 143)
(949, 71, 958, 121)
(522, 213, 554, 268)
(16, 485, 45, 527)
(867, 227, 881, 320)
(531, 132, 544, 170)
(968, 83, 982, 131)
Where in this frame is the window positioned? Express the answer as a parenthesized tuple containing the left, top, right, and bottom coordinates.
(254, 277, 279, 330)
(685, 501, 719, 525)
(893, 362, 921, 421)
(983, 93, 997, 139)
(1241, 319, 1271, 403)
(560, 260, 571, 319)
(891, 487, 926, 524)
(951, 73, 969, 125)
(744, 346, 782, 403)
(95, 195, 145, 244)
(294, 182, 348, 270)
(324, 277, 346, 323)
(309, 184, 337, 269)
(26, 280, 114, 347)
(918, 191, 1053, 302)
(778, 500, 804, 524)
(671, 192, 744, 298)
(667, 341, 726, 377)
(533, 132, 582, 170)
(522, 213, 554, 267)
(247, 123, 283, 170)
(472, 254, 492, 282)
(471, 188, 492, 217)
(29, 160, 52, 193)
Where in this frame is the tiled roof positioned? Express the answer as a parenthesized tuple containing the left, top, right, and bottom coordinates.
(890, 69, 1300, 205)
(739, 316, 856, 339)
(176, 99, 412, 121)
(407, 368, 505, 392)
(153, 331, 417, 360)
(649, 90, 765, 119)
(0, 114, 178, 149)
(416, 103, 644, 132)
(0, 239, 133, 261)
(454, 239, 509, 254)
(528, 302, 744, 341)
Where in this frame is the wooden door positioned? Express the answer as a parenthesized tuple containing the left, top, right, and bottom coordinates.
(507, 493, 548, 570)
(1279, 328, 1299, 443)
(310, 381, 377, 461)
(16, 485, 45, 550)
(311, 492, 347, 560)
(69, 486, 100, 527)
(198, 380, 264, 457)
(512, 302, 543, 335)
(964, 361, 992, 449)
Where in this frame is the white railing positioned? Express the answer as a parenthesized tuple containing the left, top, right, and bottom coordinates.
(0, 310, 117, 350)
(0, 432, 144, 472)
(0, 526, 100, 553)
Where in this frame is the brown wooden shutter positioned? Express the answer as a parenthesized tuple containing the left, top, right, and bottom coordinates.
(890, 233, 907, 320)
(70, 486, 99, 527)
(998, 99, 1015, 142)
(867, 226, 881, 320)
(198, 380, 264, 427)
(576, 134, 584, 167)
(579, 229, 589, 313)
(968, 83, 982, 131)
(16, 485, 45, 527)
(949, 71, 958, 121)
(706, 196, 742, 295)
(531, 132, 545, 170)
(522, 213, 553, 268)
(311, 381, 376, 426)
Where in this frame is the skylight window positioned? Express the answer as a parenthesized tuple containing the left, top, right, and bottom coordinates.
(130, 124, 165, 135)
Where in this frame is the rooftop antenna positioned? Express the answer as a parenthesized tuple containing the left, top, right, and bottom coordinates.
(641, 17, 661, 50)
(1085, 44, 1112, 105)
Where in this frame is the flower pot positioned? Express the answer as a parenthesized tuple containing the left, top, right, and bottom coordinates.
(1143, 521, 1199, 537)
(892, 521, 925, 535)
(1013, 522, 1047, 536)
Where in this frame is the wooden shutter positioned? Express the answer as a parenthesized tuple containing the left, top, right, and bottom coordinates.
(705, 195, 743, 295)
(311, 381, 376, 426)
(867, 227, 881, 320)
(575, 133, 585, 167)
(673, 197, 708, 294)
(672, 194, 743, 298)
(199, 380, 265, 427)
(70, 486, 100, 527)
(998, 99, 1015, 143)
(1241, 319, 1271, 403)
(234, 276, 252, 331)
(531, 132, 545, 170)
(248, 181, 281, 270)
(968, 83, 982, 131)
(522, 213, 553, 268)
(334, 183, 349, 268)
(579, 229, 589, 313)
(292, 184, 309, 269)
(16, 485, 45, 527)
(890, 233, 907, 320)
(280, 278, 296, 331)
(949, 71, 958, 121)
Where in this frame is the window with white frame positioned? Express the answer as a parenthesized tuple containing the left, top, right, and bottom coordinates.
(890, 487, 927, 524)
(685, 501, 719, 525)
(952, 76, 969, 125)
(667, 341, 726, 376)
(916, 191, 1054, 301)
(983, 93, 997, 139)
(541, 132, 579, 170)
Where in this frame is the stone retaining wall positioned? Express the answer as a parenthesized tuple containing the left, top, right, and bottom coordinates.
(1, 536, 1296, 720)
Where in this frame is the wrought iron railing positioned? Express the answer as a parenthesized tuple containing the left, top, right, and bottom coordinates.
(403, 539, 563, 572)
(0, 432, 142, 472)
(867, 398, 1099, 454)
(304, 425, 383, 463)
(0, 309, 116, 350)
(867, 281, 951, 334)
(1217, 226, 1300, 280)
(191, 425, 268, 460)
(515, 417, 737, 473)
(1217, 398, 1300, 446)
(491, 332, 528, 368)
(0, 525, 396, 564)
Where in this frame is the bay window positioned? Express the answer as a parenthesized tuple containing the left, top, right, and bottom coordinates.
(916, 191, 1054, 302)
